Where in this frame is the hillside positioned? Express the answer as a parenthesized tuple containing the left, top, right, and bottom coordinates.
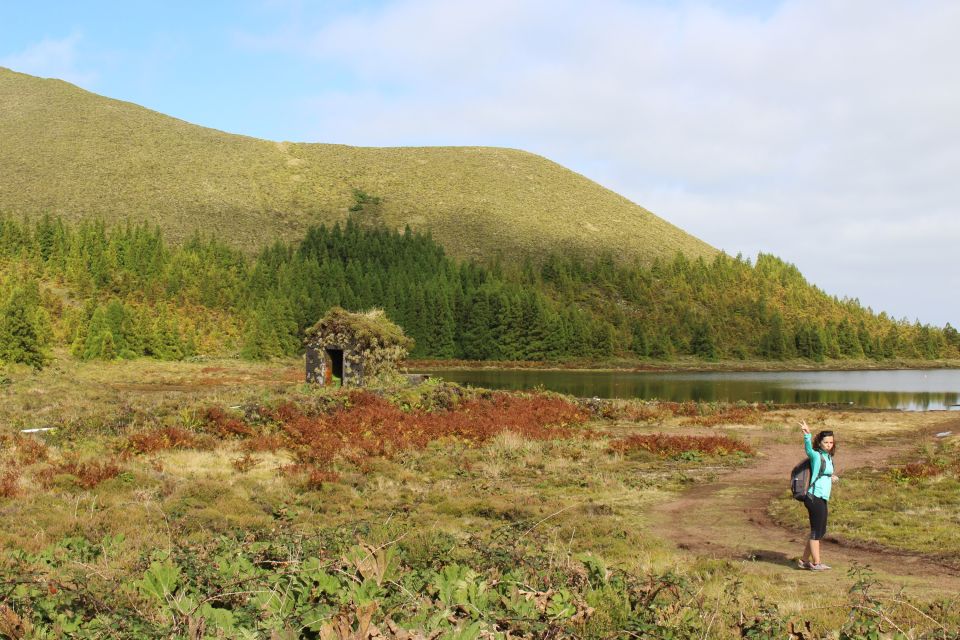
(0, 67, 716, 263)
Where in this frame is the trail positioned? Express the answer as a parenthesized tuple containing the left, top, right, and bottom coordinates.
(649, 415, 960, 594)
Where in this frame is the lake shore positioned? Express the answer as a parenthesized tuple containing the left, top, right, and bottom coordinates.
(407, 356, 960, 373)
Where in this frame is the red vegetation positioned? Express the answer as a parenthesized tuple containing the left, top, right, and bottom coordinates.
(278, 464, 341, 488)
(657, 402, 702, 418)
(203, 407, 254, 438)
(123, 426, 211, 454)
(615, 404, 676, 423)
(609, 433, 754, 458)
(269, 391, 588, 468)
(13, 435, 49, 465)
(231, 454, 260, 473)
(40, 457, 124, 489)
(684, 406, 765, 427)
(0, 467, 20, 498)
(891, 462, 943, 480)
(241, 434, 286, 453)
(596, 400, 768, 426)
(196, 391, 588, 483)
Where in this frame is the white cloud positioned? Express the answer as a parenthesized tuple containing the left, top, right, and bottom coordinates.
(1, 33, 98, 87)
(205, 1, 960, 326)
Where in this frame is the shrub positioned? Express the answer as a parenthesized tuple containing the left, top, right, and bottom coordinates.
(13, 434, 49, 465)
(208, 391, 590, 476)
(609, 433, 754, 458)
(890, 461, 943, 481)
(684, 405, 765, 427)
(241, 434, 285, 453)
(122, 426, 210, 454)
(278, 463, 340, 488)
(590, 400, 766, 426)
(0, 466, 20, 498)
(202, 407, 253, 438)
(231, 454, 260, 473)
(40, 456, 124, 489)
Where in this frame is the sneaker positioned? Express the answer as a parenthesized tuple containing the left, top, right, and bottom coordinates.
(797, 559, 812, 570)
(808, 563, 832, 571)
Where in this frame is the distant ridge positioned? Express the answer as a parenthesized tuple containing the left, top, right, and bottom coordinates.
(0, 67, 716, 263)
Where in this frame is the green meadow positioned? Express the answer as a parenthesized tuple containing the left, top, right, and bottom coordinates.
(1, 359, 958, 638)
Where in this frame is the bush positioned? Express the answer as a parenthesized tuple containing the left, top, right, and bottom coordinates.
(195, 390, 590, 481)
(122, 426, 211, 454)
(609, 433, 754, 458)
(38, 456, 124, 489)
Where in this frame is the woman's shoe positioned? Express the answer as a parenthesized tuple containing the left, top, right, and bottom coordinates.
(808, 563, 832, 571)
(797, 559, 812, 570)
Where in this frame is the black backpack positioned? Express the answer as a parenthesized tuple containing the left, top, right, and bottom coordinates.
(790, 453, 828, 501)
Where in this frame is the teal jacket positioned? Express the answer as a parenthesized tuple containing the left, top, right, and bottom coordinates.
(804, 433, 834, 500)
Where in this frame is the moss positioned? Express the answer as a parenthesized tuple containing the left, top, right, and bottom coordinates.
(305, 307, 413, 352)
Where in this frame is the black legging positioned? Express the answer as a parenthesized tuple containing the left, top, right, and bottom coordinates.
(804, 494, 828, 540)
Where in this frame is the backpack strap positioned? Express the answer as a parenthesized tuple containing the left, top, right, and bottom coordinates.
(809, 452, 828, 492)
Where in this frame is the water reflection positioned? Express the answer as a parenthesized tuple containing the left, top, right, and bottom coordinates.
(418, 369, 960, 411)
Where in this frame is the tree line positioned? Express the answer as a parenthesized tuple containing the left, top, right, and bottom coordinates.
(0, 214, 956, 367)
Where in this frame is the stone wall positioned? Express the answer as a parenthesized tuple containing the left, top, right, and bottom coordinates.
(304, 335, 374, 387)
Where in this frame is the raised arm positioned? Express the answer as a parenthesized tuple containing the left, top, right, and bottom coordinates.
(799, 420, 821, 472)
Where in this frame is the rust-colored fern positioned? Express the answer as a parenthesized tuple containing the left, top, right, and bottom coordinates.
(610, 433, 754, 457)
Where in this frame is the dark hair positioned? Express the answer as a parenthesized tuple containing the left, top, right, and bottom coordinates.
(813, 430, 837, 457)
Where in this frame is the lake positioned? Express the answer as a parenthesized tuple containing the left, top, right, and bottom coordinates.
(417, 368, 960, 411)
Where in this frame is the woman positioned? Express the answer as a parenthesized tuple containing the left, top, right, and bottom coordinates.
(798, 419, 839, 571)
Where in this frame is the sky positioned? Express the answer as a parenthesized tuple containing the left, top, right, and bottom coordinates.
(2, 0, 958, 327)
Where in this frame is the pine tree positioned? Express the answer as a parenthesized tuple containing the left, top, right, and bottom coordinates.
(690, 319, 718, 360)
(881, 326, 900, 359)
(589, 320, 615, 357)
(241, 307, 282, 360)
(542, 309, 568, 359)
(425, 288, 457, 359)
(0, 287, 46, 368)
(461, 292, 495, 360)
(152, 304, 184, 360)
(518, 292, 548, 360)
(760, 312, 789, 360)
(944, 323, 959, 349)
(79, 306, 111, 360)
(648, 332, 674, 360)
(837, 319, 863, 358)
(630, 318, 649, 357)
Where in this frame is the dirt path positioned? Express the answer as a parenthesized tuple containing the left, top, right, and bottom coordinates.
(649, 415, 960, 594)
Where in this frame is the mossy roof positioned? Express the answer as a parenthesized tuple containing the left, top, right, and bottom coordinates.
(305, 307, 414, 351)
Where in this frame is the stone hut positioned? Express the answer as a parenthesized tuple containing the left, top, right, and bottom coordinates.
(304, 307, 414, 386)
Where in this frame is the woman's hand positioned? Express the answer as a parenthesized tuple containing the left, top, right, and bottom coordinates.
(799, 419, 810, 435)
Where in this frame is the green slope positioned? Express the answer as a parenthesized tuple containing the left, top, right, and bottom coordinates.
(0, 67, 716, 263)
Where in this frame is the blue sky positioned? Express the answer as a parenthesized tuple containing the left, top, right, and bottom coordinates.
(3, 0, 958, 327)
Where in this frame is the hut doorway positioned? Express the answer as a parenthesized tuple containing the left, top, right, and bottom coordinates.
(325, 348, 344, 385)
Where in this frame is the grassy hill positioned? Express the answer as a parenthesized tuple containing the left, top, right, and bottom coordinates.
(0, 66, 716, 263)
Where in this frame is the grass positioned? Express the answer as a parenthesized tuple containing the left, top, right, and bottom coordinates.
(0, 67, 716, 265)
(1, 358, 958, 637)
